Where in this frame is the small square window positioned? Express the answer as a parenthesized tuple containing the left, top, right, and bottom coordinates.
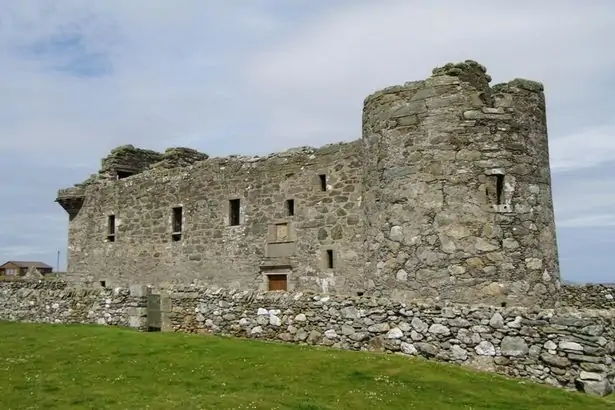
(268, 274, 288, 291)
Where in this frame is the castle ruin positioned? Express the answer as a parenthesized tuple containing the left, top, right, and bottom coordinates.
(56, 60, 561, 308)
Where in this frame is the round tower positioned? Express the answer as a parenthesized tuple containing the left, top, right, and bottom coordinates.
(361, 60, 560, 307)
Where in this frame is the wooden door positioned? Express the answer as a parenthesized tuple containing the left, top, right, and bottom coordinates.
(268, 274, 288, 291)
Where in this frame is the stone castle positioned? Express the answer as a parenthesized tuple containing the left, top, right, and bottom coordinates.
(56, 60, 560, 308)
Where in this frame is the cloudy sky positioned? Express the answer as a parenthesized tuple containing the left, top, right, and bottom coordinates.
(0, 1, 613, 283)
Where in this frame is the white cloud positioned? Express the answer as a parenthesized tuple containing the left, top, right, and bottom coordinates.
(0, 1, 285, 160)
(244, 0, 615, 156)
(2, 1, 614, 161)
(553, 178, 615, 229)
(550, 126, 615, 172)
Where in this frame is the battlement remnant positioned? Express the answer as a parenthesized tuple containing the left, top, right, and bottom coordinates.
(432, 59, 492, 90)
(101, 144, 164, 178)
(55, 59, 560, 308)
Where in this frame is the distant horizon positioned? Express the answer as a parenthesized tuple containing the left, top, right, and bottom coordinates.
(2, 262, 613, 287)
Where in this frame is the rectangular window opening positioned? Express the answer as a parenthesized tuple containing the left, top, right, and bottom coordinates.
(285, 199, 295, 216)
(229, 199, 241, 226)
(326, 249, 334, 269)
(319, 174, 327, 191)
(117, 170, 134, 179)
(172, 206, 183, 241)
(495, 174, 504, 205)
(268, 274, 288, 291)
(486, 174, 505, 206)
(100, 280, 106, 288)
(107, 215, 116, 242)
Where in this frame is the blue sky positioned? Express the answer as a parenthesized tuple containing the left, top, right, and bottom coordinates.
(0, 1, 614, 283)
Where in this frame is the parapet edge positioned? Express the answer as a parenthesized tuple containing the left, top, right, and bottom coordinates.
(363, 59, 545, 107)
(58, 139, 363, 194)
(492, 78, 545, 93)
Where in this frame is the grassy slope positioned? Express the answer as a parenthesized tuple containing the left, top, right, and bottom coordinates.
(0, 322, 612, 410)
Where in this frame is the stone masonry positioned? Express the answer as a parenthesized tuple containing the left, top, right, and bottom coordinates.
(55, 59, 560, 308)
(57, 142, 365, 294)
(362, 62, 559, 307)
(1, 280, 613, 397)
(166, 286, 614, 397)
(0, 280, 149, 330)
(559, 284, 615, 310)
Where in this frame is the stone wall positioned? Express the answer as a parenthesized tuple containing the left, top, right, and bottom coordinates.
(0, 280, 148, 330)
(361, 61, 560, 307)
(1, 279, 614, 397)
(99, 144, 165, 178)
(560, 284, 615, 309)
(166, 286, 615, 397)
(55, 59, 561, 308)
(59, 142, 365, 294)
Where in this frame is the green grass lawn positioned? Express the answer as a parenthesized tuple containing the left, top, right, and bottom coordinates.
(0, 322, 612, 409)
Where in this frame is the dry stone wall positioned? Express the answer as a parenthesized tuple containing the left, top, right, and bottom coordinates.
(0, 280, 148, 330)
(1, 280, 614, 397)
(560, 284, 615, 309)
(166, 286, 615, 397)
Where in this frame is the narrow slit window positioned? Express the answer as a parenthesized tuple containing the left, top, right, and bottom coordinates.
(326, 249, 334, 269)
(107, 215, 116, 242)
(285, 199, 295, 216)
(229, 199, 241, 226)
(319, 174, 327, 191)
(495, 174, 504, 205)
(486, 174, 505, 206)
(172, 206, 183, 241)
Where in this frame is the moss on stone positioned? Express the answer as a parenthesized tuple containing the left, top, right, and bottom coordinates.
(431, 60, 492, 96)
(507, 78, 544, 92)
(492, 78, 544, 93)
(432, 60, 492, 84)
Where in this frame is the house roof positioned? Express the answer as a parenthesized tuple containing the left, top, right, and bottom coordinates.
(0, 261, 53, 269)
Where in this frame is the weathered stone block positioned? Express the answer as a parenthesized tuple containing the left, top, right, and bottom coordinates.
(129, 285, 149, 298)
